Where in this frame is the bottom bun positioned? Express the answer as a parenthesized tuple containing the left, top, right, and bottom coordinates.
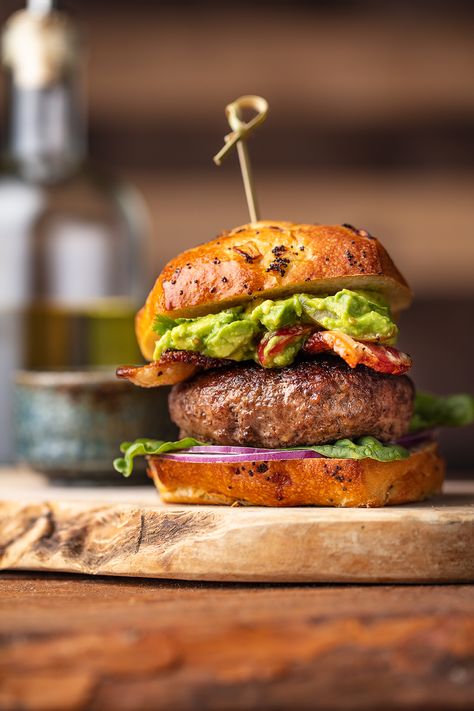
(146, 443, 445, 507)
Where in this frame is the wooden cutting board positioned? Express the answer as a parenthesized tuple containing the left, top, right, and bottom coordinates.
(1, 469, 473, 583)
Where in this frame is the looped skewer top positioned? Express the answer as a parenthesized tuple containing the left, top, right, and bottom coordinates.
(213, 95, 268, 165)
(213, 95, 268, 223)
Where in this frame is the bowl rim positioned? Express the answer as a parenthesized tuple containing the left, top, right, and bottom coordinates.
(14, 368, 128, 387)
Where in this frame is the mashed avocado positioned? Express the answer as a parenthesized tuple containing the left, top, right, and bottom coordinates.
(153, 308, 259, 361)
(152, 289, 397, 365)
(249, 290, 396, 342)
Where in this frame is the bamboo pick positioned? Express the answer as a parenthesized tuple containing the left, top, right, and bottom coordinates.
(213, 95, 268, 223)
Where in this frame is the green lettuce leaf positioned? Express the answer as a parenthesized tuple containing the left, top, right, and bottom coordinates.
(153, 314, 181, 336)
(292, 436, 408, 462)
(410, 392, 474, 432)
(113, 437, 204, 477)
(114, 435, 408, 478)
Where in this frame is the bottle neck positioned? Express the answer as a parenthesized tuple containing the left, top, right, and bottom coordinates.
(2, 7, 86, 183)
(6, 72, 86, 183)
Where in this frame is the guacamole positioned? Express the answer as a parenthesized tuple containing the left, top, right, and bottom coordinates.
(152, 289, 398, 367)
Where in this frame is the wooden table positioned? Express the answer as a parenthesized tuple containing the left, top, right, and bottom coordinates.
(1, 573, 473, 711)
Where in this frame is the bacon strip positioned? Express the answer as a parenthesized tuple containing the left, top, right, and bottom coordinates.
(257, 325, 312, 367)
(117, 329, 412, 388)
(303, 330, 412, 375)
(160, 350, 235, 370)
(116, 350, 235, 388)
(116, 361, 197, 388)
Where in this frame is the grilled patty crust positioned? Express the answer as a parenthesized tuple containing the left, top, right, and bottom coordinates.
(168, 357, 414, 448)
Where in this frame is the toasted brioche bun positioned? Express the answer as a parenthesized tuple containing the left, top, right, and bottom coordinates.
(137, 222, 412, 360)
(146, 442, 444, 508)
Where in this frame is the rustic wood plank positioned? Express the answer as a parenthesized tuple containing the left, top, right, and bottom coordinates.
(0, 573, 473, 711)
(0, 471, 473, 583)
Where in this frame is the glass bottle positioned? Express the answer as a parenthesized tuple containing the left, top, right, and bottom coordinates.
(0, 2, 149, 461)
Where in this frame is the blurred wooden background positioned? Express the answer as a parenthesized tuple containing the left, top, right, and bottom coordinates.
(1, 0, 473, 469)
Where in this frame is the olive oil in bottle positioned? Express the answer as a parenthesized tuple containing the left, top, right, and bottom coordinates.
(24, 300, 141, 369)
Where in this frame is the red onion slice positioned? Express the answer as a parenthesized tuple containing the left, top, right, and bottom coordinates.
(157, 449, 324, 463)
(186, 445, 275, 455)
(394, 429, 436, 448)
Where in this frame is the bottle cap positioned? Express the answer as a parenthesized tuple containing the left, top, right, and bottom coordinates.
(2, 8, 80, 89)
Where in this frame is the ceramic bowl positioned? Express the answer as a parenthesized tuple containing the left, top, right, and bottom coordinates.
(14, 369, 178, 483)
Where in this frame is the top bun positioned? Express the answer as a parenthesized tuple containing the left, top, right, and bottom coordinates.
(137, 222, 412, 361)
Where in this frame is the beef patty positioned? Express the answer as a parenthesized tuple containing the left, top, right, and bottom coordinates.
(168, 357, 414, 448)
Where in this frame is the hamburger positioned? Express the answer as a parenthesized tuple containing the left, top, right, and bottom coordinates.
(114, 221, 473, 506)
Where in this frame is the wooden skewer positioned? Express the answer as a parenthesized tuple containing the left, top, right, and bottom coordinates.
(213, 95, 268, 224)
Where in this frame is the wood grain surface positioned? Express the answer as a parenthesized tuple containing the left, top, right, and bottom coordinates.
(0, 471, 473, 583)
(0, 573, 473, 711)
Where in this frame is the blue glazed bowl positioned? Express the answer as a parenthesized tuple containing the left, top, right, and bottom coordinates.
(14, 369, 178, 483)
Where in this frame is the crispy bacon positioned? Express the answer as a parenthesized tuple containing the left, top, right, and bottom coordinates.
(116, 350, 235, 388)
(160, 350, 234, 370)
(116, 360, 197, 388)
(257, 325, 312, 367)
(303, 330, 412, 375)
(117, 329, 412, 389)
